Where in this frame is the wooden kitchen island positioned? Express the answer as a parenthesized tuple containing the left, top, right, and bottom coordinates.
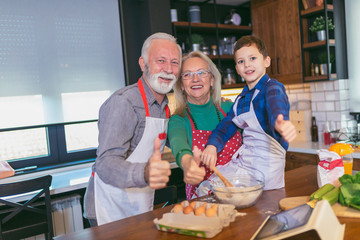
(56, 165, 360, 240)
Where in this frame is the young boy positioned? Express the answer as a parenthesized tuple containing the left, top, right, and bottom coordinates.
(201, 35, 296, 190)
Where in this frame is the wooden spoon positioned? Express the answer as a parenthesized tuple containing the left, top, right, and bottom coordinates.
(211, 166, 234, 187)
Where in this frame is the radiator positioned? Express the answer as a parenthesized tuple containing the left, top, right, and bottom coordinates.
(24, 194, 84, 240)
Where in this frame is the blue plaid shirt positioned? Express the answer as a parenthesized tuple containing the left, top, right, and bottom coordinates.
(207, 73, 290, 151)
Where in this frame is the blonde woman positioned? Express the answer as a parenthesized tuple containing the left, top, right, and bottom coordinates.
(168, 51, 242, 199)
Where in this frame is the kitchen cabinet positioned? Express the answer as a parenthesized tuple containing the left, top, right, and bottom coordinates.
(251, 0, 303, 84)
(171, 0, 252, 88)
(285, 151, 318, 171)
(298, 0, 348, 82)
(286, 150, 360, 171)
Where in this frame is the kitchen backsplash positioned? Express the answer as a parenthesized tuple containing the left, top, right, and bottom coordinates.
(285, 79, 352, 143)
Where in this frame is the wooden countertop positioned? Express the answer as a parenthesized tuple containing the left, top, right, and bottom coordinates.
(55, 165, 360, 240)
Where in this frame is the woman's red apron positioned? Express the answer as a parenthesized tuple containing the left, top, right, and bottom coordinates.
(185, 106, 242, 199)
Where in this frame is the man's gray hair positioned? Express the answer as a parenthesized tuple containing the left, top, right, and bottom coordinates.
(141, 32, 182, 64)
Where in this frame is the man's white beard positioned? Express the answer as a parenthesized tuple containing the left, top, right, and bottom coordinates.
(146, 69, 177, 94)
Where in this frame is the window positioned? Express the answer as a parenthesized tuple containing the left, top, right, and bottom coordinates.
(0, 0, 125, 170)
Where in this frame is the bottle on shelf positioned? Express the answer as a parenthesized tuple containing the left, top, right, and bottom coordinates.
(311, 117, 319, 142)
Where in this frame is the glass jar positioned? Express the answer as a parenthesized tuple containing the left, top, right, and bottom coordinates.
(223, 68, 236, 85)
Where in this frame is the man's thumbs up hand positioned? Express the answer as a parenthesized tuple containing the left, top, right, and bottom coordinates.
(145, 137, 171, 189)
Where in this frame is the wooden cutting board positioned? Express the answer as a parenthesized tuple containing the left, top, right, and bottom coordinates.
(279, 196, 360, 218)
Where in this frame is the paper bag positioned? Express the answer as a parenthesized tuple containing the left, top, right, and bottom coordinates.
(0, 161, 15, 179)
(317, 149, 344, 188)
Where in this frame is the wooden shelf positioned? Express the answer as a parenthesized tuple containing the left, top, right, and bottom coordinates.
(303, 39, 335, 49)
(304, 74, 337, 82)
(209, 54, 234, 60)
(300, 4, 333, 16)
(173, 21, 252, 31)
(221, 83, 246, 89)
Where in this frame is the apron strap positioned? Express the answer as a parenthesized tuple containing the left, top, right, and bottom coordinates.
(186, 106, 196, 131)
(138, 78, 170, 119)
(138, 79, 150, 117)
(217, 104, 227, 117)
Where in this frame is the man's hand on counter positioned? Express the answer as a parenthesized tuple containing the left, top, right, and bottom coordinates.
(145, 137, 171, 189)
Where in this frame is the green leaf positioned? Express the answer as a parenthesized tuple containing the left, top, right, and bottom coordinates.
(339, 192, 347, 206)
(349, 197, 360, 210)
(352, 171, 360, 184)
(339, 174, 353, 185)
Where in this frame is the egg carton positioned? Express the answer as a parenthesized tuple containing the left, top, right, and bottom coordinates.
(153, 201, 237, 238)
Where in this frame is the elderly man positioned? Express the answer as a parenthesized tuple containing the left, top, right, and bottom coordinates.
(84, 32, 182, 226)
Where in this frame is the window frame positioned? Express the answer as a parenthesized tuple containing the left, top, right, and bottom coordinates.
(0, 119, 97, 171)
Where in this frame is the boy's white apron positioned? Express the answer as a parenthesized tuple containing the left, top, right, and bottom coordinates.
(94, 79, 169, 225)
(215, 80, 286, 190)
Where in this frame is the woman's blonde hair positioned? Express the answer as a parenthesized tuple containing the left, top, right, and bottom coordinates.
(173, 51, 222, 117)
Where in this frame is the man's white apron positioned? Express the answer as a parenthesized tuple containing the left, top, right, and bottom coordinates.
(94, 79, 169, 225)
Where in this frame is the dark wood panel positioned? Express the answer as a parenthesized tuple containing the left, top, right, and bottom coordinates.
(286, 151, 319, 171)
(252, 0, 302, 84)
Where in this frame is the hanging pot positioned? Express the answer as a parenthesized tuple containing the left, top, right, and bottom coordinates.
(316, 30, 326, 41)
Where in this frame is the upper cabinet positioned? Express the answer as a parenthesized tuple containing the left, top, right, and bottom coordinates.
(251, 0, 303, 84)
(170, 0, 252, 88)
(298, 0, 348, 82)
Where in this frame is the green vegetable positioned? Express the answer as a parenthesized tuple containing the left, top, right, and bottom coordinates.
(339, 174, 354, 185)
(353, 172, 360, 183)
(338, 172, 360, 210)
(310, 183, 335, 200)
(350, 197, 360, 210)
(339, 192, 346, 206)
(321, 187, 339, 205)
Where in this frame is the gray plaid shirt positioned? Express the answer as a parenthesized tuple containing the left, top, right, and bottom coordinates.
(84, 77, 169, 219)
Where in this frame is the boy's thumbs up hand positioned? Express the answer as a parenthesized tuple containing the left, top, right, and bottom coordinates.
(275, 114, 297, 143)
(145, 137, 171, 189)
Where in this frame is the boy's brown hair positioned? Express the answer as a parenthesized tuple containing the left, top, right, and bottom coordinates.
(233, 35, 268, 60)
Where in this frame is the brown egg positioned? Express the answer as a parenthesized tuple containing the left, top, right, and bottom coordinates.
(183, 206, 194, 214)
(190, 201, 196, 208)
(205, 207, 217, 217)
(211, 204, 218, 212)
(194, 206, 206, 216)
(172, 204, 183, 213)
(206, 204, 218, 217)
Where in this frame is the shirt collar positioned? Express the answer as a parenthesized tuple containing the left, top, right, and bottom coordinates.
(239, 73, 269, 97)
(140, 76, 169, 107)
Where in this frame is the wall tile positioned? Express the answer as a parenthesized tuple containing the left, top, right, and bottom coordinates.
(339, 90, 350, 100)
(326, 112, 342, 121)
(315, 82, 327, 91)
(325, 91, 340, 101)
(325, 81, 334, 91)
(312, 102, 317, 111)
(310, 83, 316, 92)
(311, 92, 325, 102)
(317, 101, 335, 111)
(338, 79, 348, 90)
(313, 112, 326, 122)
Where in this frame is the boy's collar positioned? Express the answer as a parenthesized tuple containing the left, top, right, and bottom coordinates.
(240, 74, 269, 96)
